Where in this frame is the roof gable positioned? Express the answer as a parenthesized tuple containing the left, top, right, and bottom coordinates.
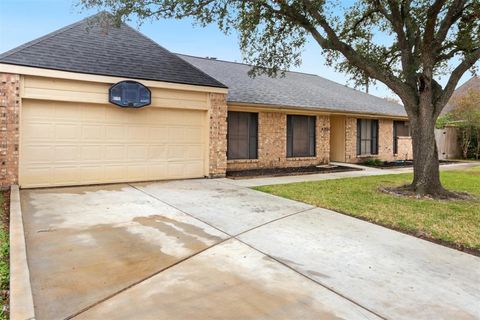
(0, 13, 226, 88)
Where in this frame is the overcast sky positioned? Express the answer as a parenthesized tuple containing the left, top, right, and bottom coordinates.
(1, 0, 477, 101)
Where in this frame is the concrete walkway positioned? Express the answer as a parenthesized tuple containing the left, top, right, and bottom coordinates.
(20, 178, 480, 320)
(221, 161, 479, 187)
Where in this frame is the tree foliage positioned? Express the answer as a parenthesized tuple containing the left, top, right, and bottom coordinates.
(444, 88, 480, 158)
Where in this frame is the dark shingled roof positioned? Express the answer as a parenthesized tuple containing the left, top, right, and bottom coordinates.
(178, 54, 407, 117)
(0, 13, 226, 88)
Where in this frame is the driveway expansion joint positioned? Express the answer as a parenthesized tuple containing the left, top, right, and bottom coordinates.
(234, 237, 388, 320)
(67, 236, 234, 320)
(128, 182, 385, 320)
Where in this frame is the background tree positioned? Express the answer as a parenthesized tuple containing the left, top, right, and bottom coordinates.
(80, 0, 480, 197)
(449, 88, 480, 158)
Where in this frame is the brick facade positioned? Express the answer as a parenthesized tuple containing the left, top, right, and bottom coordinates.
(208, 93, 228, 177)
(378, 119, 394, 159)
(345, 117, 357, 162)
(344, 116, 413, 163)
(0, 73, 20, 188)
(227, 112, 330, 171)
(396, 137, 413, 160)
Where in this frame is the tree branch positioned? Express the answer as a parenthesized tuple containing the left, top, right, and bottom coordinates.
(301, 0, 416, 105)
(434, 0, 468, 50)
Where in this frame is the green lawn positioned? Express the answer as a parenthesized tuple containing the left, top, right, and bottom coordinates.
(255, 166, 480, 252)
(0, 193, 8, 320)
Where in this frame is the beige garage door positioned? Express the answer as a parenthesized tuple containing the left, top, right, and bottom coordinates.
(20, 100, 207, 188)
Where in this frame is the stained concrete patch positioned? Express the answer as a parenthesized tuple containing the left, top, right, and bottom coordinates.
(21, 185, 227, 320)
(133, 179, 313, 235)
(76, 239, 380, 320)
(238, 208, 480, 320)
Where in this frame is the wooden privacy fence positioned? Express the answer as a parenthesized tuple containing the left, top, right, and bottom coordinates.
(435, 126, 461, 160)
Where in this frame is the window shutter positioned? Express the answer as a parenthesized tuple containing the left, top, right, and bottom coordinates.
(371, 120, 379, 155)
(356, 119, 362, 155)
(287, 115, 293, 157)
(249, 113, 258, 159)
(308, 116, 316, 156)
(393, 121, 398, 154)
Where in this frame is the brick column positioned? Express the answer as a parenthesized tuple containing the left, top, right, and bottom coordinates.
(208, 92, 228, 177)
(316, 115, 330, 163)
(378, 119, 394, 160)
(0, 73, 20, 188)
(345, 117, 357, 162)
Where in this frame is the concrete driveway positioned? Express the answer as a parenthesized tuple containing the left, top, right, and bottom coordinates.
(21, 179, 480, 320)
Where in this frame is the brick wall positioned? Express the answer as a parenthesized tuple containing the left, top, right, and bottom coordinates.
(344, 116, 413, 163)
(0, 73, 20, 188)
(378, 119, 394, 159)
(227, 112, 330, 171)
(208, 93, 228, 177)
(345, 117, 357, 162)
(396, 137, 413, 160)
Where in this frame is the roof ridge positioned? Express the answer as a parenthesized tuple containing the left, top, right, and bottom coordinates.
(0, 12, 106, 60)
(121, 25, 227, 88)
(176, 53, 320, 77)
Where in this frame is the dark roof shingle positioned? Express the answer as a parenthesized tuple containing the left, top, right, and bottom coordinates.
(178, 54, 407, 117)
(0, 13, 226, 88)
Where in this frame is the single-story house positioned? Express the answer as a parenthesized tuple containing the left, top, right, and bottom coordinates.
(0, 13, 412, 188)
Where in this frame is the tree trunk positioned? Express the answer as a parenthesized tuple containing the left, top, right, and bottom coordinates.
(409, 105, 448, 197)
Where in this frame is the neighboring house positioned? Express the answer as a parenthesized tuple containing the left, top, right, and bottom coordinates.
(0, 13, 411, 188)
(441, 76, 480, 115)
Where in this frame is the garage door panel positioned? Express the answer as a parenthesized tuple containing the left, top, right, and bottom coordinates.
(167, 145, 185, 159)
(81, 106, 106, 122)
(24, 167, 53, 186)
(128, 126, 151, 141)
(104, 145, 126, 160)
(20, 101, 207, 187)
(184, 162, 204, 176)
(56, 124, 82, 140)
(22, 123, 54, 140)
(22, 145, 54, 162)
(184, 145, 204, 159)
(53, 146, 80, 161)
(80, 146, 104, 161)
(148, 127, 169, 142)
(148, 146, 167, 160)
(105, 126, 126, 140)
(184, 127, 203, 143)
(127, 145, 148, 160)
(104, 165, 127, 181)
(79, 166, 105, 183)
(54, 166, 81, 185)
(81, 125, 106, 140)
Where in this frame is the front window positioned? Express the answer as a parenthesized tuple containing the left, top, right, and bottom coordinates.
(356, 119, 379, 155)
(227, 111, 258, 160)
(287, 115, 316, 157)
(393, 121, 411, 154)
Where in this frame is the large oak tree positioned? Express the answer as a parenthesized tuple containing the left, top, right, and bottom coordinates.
(81, 0, 480, 197)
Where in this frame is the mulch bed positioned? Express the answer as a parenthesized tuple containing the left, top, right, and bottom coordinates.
(362, 160, 457, 169)
(227, 164, 360, 179)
